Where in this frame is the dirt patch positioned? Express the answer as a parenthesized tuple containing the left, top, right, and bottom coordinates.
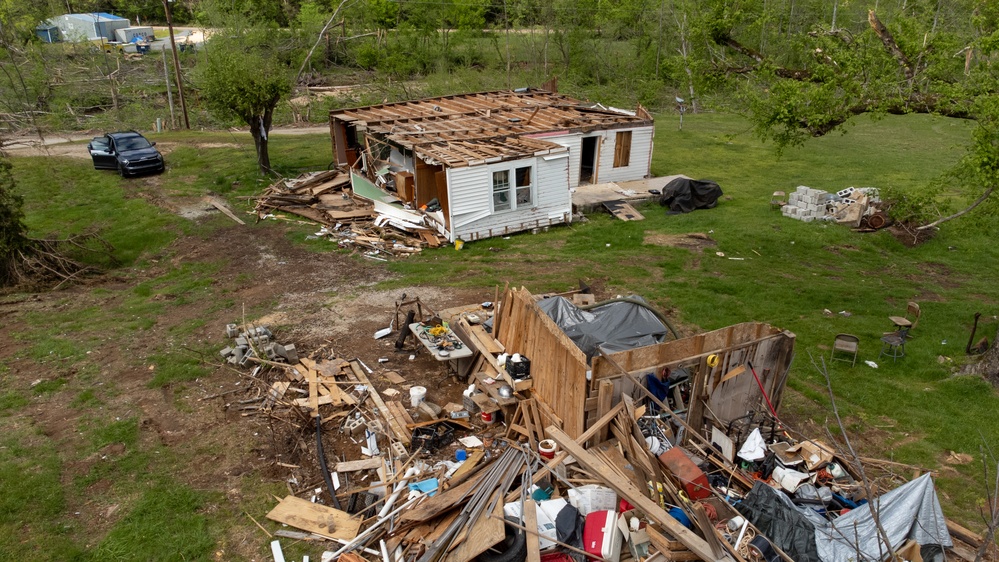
(643, 232, 717, 251)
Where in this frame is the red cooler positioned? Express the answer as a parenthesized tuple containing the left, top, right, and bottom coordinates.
(583, 510, 622, 561)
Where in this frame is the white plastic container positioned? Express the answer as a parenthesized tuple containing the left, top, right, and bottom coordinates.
(410, 386, 427, 408)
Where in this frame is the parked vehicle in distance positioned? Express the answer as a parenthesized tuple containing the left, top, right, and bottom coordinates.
(88, 131, 165, 178)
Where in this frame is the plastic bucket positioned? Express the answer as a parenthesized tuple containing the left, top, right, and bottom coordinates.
(410, 386, 427, 408)
(538, 439, 558, 460)
(481, 411, 497, 424)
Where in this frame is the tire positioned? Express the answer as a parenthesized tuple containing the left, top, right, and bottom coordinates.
(117, 163, 127, 178)
(476, 516, 527, 562)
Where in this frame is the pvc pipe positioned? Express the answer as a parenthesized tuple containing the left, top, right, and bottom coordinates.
(735, 520, 749, 548)
(329, 494, 423, 559)
(378, 466, 420, 518)
(270, 540, 285, 562)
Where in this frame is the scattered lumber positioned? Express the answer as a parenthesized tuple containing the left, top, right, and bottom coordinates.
(253, 170, 445, 257)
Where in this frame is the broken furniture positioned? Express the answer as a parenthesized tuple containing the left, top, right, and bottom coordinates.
(889, 301, 921, 334)
(880, 327, 909, 362)
(769, 190, 787, 211)
(830, 333, 859, 366)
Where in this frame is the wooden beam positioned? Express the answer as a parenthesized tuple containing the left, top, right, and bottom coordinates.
(547, 426, 734, 562)
(523, 500, 542, 562)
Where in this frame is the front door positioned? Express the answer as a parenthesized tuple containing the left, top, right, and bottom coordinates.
(579, 136, 598, 184)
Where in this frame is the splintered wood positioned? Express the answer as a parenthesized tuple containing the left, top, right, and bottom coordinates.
(253, 170, 445, 257)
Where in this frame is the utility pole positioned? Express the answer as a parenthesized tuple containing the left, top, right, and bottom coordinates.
(162, 0, 190, 129)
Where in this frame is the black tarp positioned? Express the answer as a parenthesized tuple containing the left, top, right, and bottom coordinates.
(535, 296, 669, 361)
(737, 481, 822, 562)
(659, 177, 723, 213)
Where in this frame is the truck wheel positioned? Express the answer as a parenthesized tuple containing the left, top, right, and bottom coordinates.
(476, 516, 527, 562)
(118, 163, 127, 178)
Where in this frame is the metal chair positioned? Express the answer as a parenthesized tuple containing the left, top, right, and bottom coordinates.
(879, 327, 909, 362)
(770, 191, 788, 211)
(830, 334, 859, 366)
(888, 302, 920, 335)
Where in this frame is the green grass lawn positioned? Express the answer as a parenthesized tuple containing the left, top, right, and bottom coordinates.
(4, 110, 998, 557)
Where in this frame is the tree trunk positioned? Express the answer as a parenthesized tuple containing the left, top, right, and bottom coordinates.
(250, 113, 273, 176)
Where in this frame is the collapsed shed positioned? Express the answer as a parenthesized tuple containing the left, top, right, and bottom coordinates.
(328, 83, 655, 242)
(491, 287, 794, 441)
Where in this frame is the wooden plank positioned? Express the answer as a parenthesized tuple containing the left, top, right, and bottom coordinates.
(469, 324, 505, 353)
(548, 426, 734, 562)
(603, 200, 645, 221)
(523, 500, 542, 562)
(383, 370, 407, 385)
(400, 465, 489, 524)
(594, 379, 614, 444)
(470, 392, 500, 414)
(449, 449, 485, 486)
(265, 495, 361, 541)
(335, 458, 383, 472)
(349, 360, 411, 445)
(386, 400, 416, 426)
(445, 496, 505, 562)
(205, 196, 246, 224)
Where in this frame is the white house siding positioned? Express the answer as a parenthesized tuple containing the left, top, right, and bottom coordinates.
(445, 154, 571, 242)
(542, 125, 653, 187)
(595, 125, 654, 184)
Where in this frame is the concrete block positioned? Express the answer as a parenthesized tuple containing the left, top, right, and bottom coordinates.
(238, 348, 255, 367)
(219, 346, 234, 358)
(278, 343, 299, 364)
(263, 343, 279, 360)
(801, 216, 815, 223)
(390, 442, 407, 458)
(344, 416, 366, 435)
(366, 419, 385, 435)
(225, 324, 239, 338)
(235, 336, 248, 347)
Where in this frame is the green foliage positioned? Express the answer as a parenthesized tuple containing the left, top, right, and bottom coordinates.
(0, 158, 28, 286)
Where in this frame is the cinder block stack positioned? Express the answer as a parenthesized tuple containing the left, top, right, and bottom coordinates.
(220, 324, 299, 366)
(782, 186, 832, 222)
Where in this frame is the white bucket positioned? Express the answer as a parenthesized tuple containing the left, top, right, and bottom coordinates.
(410, 386, 427, 408)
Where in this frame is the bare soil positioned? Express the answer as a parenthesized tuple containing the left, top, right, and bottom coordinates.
(0, 213, 494, 559)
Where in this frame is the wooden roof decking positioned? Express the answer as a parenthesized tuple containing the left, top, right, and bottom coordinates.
(413, 136, 568, 168)
(330, 89, 652, 164)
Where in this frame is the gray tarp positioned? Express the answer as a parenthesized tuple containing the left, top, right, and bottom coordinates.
(740, 473, 953, 562)
(535, 296, 668, 361)
(814, 473, 952, 562)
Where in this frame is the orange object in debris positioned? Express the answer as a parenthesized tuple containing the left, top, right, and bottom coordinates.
(658, 448, 711, 501)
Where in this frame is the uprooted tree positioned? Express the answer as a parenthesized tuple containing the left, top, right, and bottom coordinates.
(0, 157, 115, 288)
(705, 2, 999, 231)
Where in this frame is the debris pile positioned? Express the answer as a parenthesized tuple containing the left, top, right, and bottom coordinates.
(782, 185, 883, 226)
(215, 291, 990, 562)
(254, 170, 445, 258)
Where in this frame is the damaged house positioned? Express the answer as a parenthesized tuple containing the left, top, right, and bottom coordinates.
(328, 85, 654, 242)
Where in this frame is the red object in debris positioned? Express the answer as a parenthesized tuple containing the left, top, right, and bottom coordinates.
(540, 553, 574, 562)
(583, 510, 623, 562)
(618, 499, 634, 513)
(658, 448, 711, 501)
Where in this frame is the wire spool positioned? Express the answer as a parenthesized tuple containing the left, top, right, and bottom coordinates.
(707, 354, 720, 368)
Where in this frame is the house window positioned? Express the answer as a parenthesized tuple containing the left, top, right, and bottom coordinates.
(515, 166, 533, 207)
(493, 170, 511, 211)
(613, 131, 632, 168)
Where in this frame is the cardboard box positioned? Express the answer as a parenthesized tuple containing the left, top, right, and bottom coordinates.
(786, 440, 835, 471)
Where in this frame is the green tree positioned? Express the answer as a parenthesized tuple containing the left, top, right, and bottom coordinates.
(194, 5, 293, 175)
(0, 157, 28, 286)
(706, 0, 999, 229)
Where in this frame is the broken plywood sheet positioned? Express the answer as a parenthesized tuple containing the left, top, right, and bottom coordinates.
(266, 495, 361, 541)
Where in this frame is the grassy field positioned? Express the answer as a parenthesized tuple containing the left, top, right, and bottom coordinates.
(3, 111, 998, 559)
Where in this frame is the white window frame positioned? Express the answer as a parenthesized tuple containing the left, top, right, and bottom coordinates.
(491, 164, 535, 213)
